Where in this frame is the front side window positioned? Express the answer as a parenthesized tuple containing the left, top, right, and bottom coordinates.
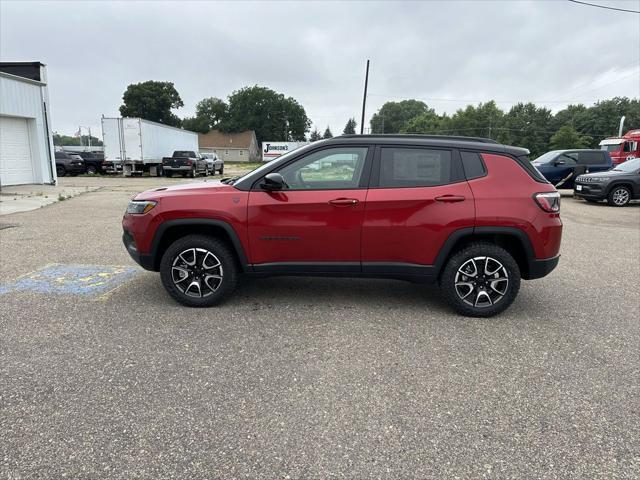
(558, 153, 578, 165)
(278, 147, 368, 190)
(379, 147, 455, 187)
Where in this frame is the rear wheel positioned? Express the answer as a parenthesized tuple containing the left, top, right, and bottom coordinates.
(439, 243, 520, 317)
(160, 235, 238, 307)
(607, 186, 631, 207)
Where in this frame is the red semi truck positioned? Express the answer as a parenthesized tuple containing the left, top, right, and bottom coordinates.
(599, 129, 640, 165)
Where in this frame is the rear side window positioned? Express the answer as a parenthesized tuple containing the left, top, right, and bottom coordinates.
(379, 147, 460, 187)
(460, 151, 486, 180)
(577, 151, 606, 164)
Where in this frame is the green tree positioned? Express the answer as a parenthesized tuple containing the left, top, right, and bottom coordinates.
(309, 128, 322, 141)
(220, 85, 310, 143)
(119, 80, 183, 127)
(182, 116, 211, 134)
(401, 108, 444, 134)
(323, 126, 333, 139)
(549, 125, 593, 150)
(53, 133, 102, 146)
(502, 103, 553, 158)
(370, 100, 430, 133)
(446, 101, 507, 142)
(343, 118, 357, 134)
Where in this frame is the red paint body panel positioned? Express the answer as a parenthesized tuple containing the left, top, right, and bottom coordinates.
(122, 182, 249, 255)
(473, 154, 562, 259)
(361, 182, 475, 264)
(247, 189, 367, 263)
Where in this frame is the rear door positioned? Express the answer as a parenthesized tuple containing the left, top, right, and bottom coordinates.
(361, 146, 474, 274)
(577, 151, 610, 173)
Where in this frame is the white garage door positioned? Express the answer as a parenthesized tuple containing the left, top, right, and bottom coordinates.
(0, 116, 35, 186)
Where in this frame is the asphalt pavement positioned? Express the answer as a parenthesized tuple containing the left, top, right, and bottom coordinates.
(1, 176, 639, 479)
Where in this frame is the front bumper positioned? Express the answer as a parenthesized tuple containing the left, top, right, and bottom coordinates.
(123, 230, 155, 270)
(574, 182, 607, 200)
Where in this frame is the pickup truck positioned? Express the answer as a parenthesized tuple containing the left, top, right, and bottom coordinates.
(161, 151, 209, 178)
(202, 153, 224, 175)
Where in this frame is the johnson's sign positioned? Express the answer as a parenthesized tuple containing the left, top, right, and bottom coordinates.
(262, 142, 309, 162)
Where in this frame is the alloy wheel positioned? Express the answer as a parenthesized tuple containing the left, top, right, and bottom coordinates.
(454, 256, 509, 308)
(171, 248, 223, 297)
(612, 188, 630, 206)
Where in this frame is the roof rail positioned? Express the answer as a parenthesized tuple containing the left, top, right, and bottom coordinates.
(337, 134, 499, 144)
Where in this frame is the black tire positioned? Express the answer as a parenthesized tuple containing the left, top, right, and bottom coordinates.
(439, 243, 521, 318)
(218, 166, 224, 175)
(160, 235, 238, 307)
(189, 167, 196, 178)
(56, 165, 66, 177)
(204, 167, 209, 177)
(607, 185, 631, 207)
(165, 171, 173, 178)
(86, 165, 98, 175)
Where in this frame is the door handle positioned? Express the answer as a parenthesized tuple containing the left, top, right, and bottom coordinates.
(435, 195, 466, 203)
(329, 198, 359, 206)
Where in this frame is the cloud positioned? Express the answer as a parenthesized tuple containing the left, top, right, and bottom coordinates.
(1, 0, 638, 136)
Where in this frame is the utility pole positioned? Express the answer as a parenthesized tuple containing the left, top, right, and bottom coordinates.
(360, 59, 370, 135)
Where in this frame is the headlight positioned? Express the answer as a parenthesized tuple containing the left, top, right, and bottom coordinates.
(126, 200, 157, 214)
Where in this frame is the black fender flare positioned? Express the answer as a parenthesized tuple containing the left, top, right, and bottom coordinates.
(149, 218, 249, 271)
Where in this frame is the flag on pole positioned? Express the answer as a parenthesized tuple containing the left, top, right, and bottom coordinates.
(74, 127, 82, 137)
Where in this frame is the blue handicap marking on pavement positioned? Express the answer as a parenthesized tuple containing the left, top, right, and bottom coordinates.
(0, 264, 141, 296)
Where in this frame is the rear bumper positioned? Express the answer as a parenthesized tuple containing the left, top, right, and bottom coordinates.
(162, 165, 192, 171)
(123, 231, 155, 271)
(526, 255, 560, 280)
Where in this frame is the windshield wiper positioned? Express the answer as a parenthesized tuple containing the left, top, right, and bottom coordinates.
(221, 176, 241, 185)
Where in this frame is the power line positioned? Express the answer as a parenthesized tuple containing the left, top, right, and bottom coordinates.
(567, 0, 640, 14)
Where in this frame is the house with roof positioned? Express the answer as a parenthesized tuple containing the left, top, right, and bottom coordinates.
(198, 130, 260, 163)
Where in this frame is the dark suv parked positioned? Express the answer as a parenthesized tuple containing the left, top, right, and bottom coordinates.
(532, 149, 612, 189)
(55, 151, 85, 176)
(123, 135, 562, 317)
(575, 157, 640, 206)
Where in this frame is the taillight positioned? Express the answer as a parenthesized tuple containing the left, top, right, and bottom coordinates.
(187, 160, 193, 166)
(534, 192, 561, 213)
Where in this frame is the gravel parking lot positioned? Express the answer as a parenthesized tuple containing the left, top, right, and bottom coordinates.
(1, 176, 639, 479)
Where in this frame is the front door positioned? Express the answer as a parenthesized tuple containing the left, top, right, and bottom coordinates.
(247, 146, 372, 271)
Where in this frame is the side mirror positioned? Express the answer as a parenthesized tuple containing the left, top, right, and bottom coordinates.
(261, 172, 285, 191)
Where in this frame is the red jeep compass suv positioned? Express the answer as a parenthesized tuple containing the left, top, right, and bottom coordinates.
(123, 135, 562, 317)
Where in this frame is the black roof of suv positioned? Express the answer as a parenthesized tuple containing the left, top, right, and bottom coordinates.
(233, 134, 532, 190)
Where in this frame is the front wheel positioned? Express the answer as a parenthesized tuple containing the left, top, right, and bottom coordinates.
(56, 165, 66, 177)
(160, 235, 238, 307)
(607, 186, 631, 207)
(189, 167, 196, 178)
(218, 166, 224, 175)
(439, 243, 521, 317)
(86, 165, 98, 175)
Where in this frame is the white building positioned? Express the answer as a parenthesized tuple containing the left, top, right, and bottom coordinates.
(0, 62, 56, 187)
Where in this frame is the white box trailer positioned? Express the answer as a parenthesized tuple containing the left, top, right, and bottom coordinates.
(101, 117, 198, 176)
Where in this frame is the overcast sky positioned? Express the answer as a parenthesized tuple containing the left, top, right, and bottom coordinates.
(1, 0, 639, 137)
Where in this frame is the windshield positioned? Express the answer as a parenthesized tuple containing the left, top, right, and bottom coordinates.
(600, 144, 622, 152)
(532, 151, 560, 164)
(613, 158, 640, 172)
